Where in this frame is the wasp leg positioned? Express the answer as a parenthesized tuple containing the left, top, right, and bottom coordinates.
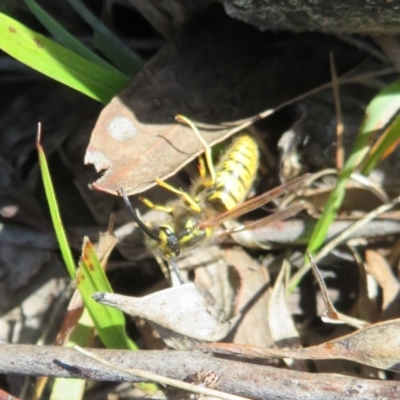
(198, 155, 207, 179)
(175, 115, 216, 184)
(201, 144, 216, 184)
(139, 196, 174, 213)
(155, 178, 201, 213)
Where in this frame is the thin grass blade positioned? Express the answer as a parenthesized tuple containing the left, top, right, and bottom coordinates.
(65, 0, 142, 76)
(23, 0, 121, 73)
(361, 113, 400, 174)
(306, 79, 400, 256)
(36, 130, 76, 278)
(0, 12, 129, 103)
(77, 237, 137, 350)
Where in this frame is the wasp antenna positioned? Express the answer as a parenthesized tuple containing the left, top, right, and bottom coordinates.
(119, 187, 161, 242)
(169, 257, 185, 284)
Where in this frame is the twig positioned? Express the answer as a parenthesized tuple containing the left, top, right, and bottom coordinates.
(1, 345, 400, 400)
(75, 346, 250, 400)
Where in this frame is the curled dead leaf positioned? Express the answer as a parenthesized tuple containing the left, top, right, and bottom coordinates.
(205, 318, 400, 372)
(93, 283, 235, 349)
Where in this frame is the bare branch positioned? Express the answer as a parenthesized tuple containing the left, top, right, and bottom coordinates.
(0, 345, 399, 400)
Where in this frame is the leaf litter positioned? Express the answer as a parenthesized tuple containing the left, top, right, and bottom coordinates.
(4, 2, 400, 400)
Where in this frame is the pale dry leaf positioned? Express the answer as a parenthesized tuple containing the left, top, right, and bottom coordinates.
(365, 249, 400, 320)
(223, 248, 273, 347)
(269, 257, 307, 371)
(309, 252, 369, 329)
(206, 318, 400, 372)
(93, 283, 235, 349)
(348, 244, 379, 323)
(269, 257, 298, 346)
(187, 245, 238, 323)
(96, 230, 118, 267)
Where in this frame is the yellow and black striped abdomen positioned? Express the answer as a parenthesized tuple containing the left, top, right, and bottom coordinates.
(205, 134, 259, 211)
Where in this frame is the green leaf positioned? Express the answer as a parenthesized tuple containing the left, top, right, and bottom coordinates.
(361, 79, 400, 174)
(306, 79, 400, 256)
(0, 12, 129, 103)
(66, 0, 142, 76)
(360, 78, 400, 145)
(361, 114, 400, 174)
(77, 238, 137, 350)
(23, 0, 119, 73)
(37, 134, 76, 279)
(288, 79, 400, 292)
(38, 132, 136, 351)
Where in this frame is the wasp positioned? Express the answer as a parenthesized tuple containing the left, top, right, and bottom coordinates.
(121, 119, 305, 281)
(139, 133, 260, 258)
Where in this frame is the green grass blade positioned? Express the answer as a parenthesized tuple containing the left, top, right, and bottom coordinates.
(360, 79, 400, 174)
(361, 79, 400, 174)
(37, 133, 76, 279)
(307, 79, 400, 256)
(289, 79, 400, 292)
(361, 113, 400, 174)
(38, 130, 136, 351)
(66, 0, 142, 76)
(360, 78, 400, 142)
(78, 240, 157, 390)
(77, 237, 137, 350)
(51, 378, 86, 400)
(23, 0, 120, 73)
(0, 12, 129, 103)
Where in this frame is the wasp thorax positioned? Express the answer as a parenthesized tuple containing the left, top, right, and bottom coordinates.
(170, 204, 206, 248)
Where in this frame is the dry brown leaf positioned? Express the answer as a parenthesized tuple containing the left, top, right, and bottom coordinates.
(310, 252, 369, 329)
(85, 97, 233, 196)
(365, 249, 400, 320)
(93, 283, 235, 349)
(189, 245, 239, 323)
(223, 248, 273, 347)
(0, 388, 22, 400)
(205, 318, 400, 371)
(269, 257, 307, 371)
(348, 245, 379, 323)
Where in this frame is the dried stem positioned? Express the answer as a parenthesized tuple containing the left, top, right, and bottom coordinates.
(0, 345, 399, 400)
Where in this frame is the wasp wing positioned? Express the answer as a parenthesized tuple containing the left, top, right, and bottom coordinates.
(200, 174, 309, 229)
(222, 203, 305, 234)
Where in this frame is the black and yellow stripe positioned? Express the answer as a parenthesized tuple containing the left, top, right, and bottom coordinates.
(205, 134, 259, 211)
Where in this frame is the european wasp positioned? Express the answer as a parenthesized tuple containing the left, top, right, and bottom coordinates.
(121, 118, 305, 281)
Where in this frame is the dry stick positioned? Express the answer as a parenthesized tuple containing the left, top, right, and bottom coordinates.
(75, 346, 250, 400)
(335, 35, 388, 62)
(2, 345, 400, 400)
(289, 194, 400, 290)
(280, 168, 388, 210)
(330, 53, 344, 170)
